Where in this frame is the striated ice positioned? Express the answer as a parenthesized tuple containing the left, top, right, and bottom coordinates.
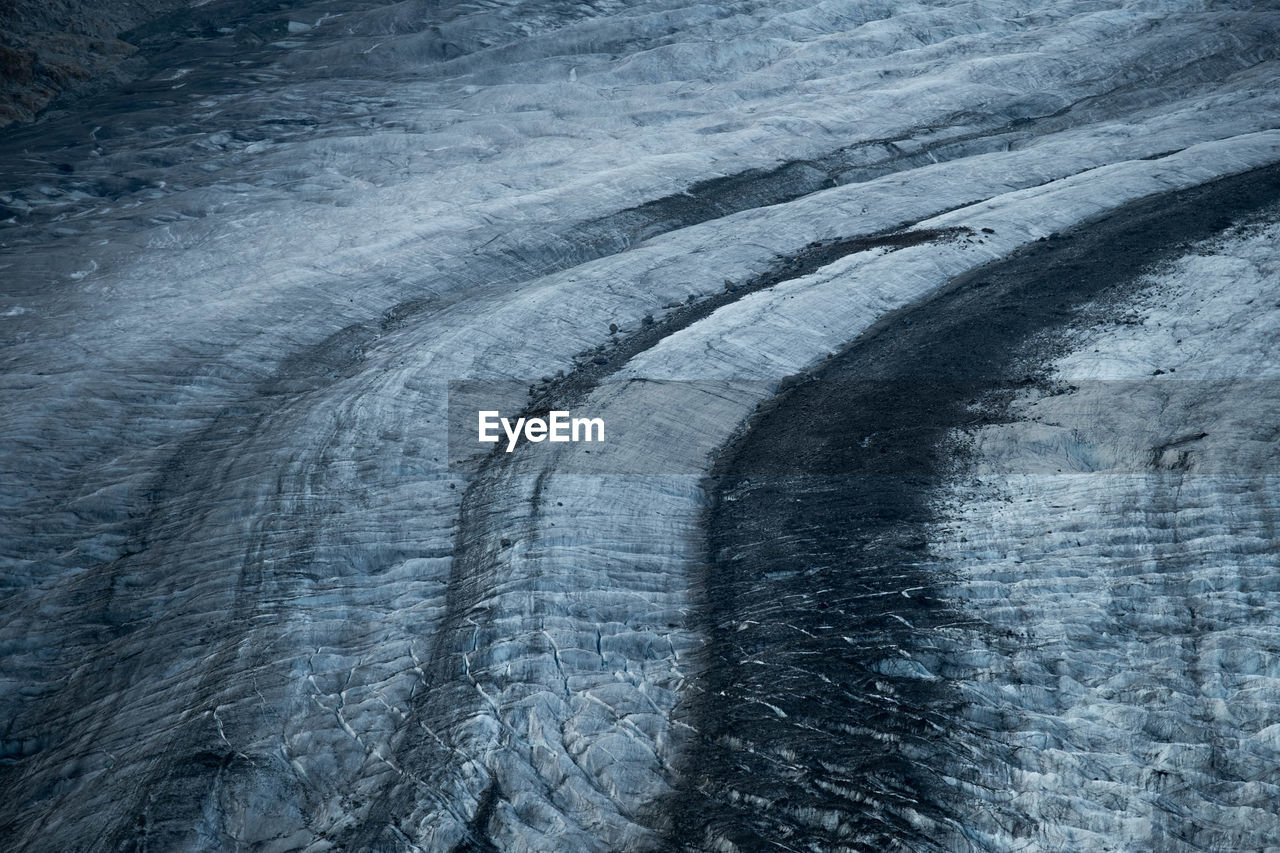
(2, 0, 1280, 849)
(930, 219, 1280, 851)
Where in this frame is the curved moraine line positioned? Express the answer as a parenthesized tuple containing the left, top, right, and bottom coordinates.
(3, 3, 1280, 849)
(332, 140, 1280, 851)
(679, 164, 1280, 850)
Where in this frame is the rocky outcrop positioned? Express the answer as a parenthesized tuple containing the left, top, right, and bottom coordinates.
(0, 0, 190, 128)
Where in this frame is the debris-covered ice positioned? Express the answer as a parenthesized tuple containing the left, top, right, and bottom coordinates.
(1, 0, 1278, 849)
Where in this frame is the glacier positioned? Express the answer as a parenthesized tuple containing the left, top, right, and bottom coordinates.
(1, 0, 1279, 850)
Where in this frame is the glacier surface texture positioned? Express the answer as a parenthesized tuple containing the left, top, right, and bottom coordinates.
(1, 0, 1279, 850)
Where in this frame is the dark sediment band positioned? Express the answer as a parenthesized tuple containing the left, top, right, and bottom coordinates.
(663, 162, 1280, 851)
(337, 227, 973, 851)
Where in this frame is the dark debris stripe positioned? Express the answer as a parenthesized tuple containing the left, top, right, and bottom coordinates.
(660, 162, 1280, 852)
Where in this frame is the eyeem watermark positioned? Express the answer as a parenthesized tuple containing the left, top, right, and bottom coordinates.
(478, 410, 604, 452)
(450, 379, 1275, 474)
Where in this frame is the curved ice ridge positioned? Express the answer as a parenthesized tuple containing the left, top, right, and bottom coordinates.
(2, 0, 1280, 848)
(351, 134, 1280, 850)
